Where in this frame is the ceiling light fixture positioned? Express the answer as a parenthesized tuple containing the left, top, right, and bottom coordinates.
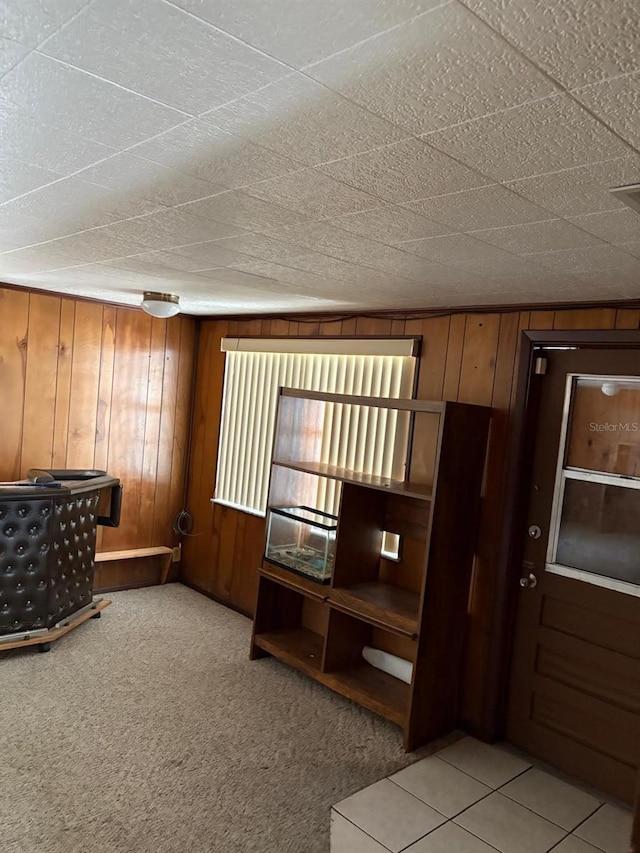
(141, 291, 180, 318)
(609, 182, 640, 215)
(601, 381, 619, 397)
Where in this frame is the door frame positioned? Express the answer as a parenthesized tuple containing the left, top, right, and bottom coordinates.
(483, 328, 640, 742)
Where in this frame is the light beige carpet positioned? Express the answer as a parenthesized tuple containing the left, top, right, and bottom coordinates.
(1, 584, 450, 853)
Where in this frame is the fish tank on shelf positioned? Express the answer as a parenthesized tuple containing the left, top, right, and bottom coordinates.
(265, 506, 337, 584)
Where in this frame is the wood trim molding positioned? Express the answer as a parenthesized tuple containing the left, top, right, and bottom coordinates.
(483, 329, 640, 741)
(201, 298, 640, 322)
(0, 280, 151, 312)
(3, 280, 639, 321)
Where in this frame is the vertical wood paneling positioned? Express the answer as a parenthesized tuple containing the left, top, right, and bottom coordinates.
(0, 285, 196, 564)
(553, 308, 616, 329)
(101, 310, 152, 551)
(492, 313, 521, 413)
(460, 312, 521, 725)
(340, 318, 358, 335)
(528, 311, 556, 330)
(137, 318, 167, 547)
(457, 314, 501, 405)
(319, 320, 344, 336)
(152, 316, 181, 545)
(182, 320, 228, 593)
(232, 512, 264, 613)
(615, 309, 640, 329)
(93, 307, 116, 555)
(301, 320, 321, 335)
(0, 289, 29, 479)
(65, 301, 103, 468)
(238, 319, 263, 335)
(268, 319, 290, 336)
(454, 314, 501, 724)
(215, 505, 239, 600)
(406, 316, 450, 401)
(181, 302, 638, 732)
(167, 317, 197, 529)
(52, 299, 76, 469)
(94, 306, 116, 472)
(20, 293, 61, 469)
(355, 316, 393, 336)
(442, 313, 466, 399)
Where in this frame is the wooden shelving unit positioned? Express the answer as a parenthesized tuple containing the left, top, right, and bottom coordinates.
(251, 389, 491, 751)
(329, 582, 420, 637)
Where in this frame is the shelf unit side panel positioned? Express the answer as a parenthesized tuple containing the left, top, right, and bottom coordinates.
(408, 404, 491, 746)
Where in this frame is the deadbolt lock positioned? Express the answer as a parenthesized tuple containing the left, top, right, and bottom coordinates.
(528, 524, 542, 539)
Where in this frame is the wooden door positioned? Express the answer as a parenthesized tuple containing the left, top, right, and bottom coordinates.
(507, 348, 640, 804)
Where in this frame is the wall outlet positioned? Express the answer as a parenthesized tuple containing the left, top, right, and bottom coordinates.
(172, 544, 182, 563)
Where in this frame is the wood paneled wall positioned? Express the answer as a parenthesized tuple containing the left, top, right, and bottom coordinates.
(181, 305, 640, 732)
(0, 286, 196, 584)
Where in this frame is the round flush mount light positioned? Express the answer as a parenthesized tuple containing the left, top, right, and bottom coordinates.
(141, 291, 180, 318)
(601, 381, 619, 397)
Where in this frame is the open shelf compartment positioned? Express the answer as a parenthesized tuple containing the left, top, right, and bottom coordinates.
(322, 609, 414, 726)
(322, 664, 409, 727)
(329, 483, 428, 636)
(254, 627, 324, 677)
(251, 576, 328, 677)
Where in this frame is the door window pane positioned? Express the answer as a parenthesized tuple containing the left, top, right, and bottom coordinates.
(566, 377, 640, 476)
(556, 478, 640, 585)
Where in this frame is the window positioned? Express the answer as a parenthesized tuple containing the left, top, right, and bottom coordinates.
(214, 338, 418, 516)
(547, 374, 640, 597)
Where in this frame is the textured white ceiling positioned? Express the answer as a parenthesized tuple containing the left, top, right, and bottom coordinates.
(1, 0, 639, 315)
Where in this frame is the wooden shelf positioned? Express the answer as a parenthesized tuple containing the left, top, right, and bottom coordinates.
(259, 561, 328, 601)
(279, 387, 446, 414)
(253, 627, 324, 677)
(330, 583, 420, 637)
(272, 460, 432, 500)
(255, 626, 409, 726)
(254, 388, 491, 751)
(323, 663, 409, 726)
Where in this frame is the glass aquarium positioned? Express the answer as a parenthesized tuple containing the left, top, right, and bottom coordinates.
(265, 506, 337, 584)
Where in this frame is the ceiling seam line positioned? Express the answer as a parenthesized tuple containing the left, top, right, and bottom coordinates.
(33, 0, 97, 52)
(454, 0, 640, 158)
(32, 51, 194, 116)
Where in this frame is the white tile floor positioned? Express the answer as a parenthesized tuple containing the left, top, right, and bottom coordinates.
(331, 737, 633, 853)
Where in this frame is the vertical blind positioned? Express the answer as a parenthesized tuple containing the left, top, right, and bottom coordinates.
(214, 340, 417, 516)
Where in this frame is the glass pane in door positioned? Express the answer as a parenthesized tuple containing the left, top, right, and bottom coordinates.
(556, 478, 640, 585)
(566, 377, 640, 476)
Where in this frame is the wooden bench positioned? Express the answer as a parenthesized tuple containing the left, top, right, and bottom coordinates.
(95, 546, 174, 584)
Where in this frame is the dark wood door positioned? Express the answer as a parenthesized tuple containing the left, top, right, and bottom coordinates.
(507, 348, 640, 804)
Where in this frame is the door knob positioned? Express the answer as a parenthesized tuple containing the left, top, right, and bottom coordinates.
(519, 573, 538, 589)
